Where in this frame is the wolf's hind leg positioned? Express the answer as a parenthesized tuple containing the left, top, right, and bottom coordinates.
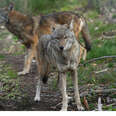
(18, 48, 34, 75)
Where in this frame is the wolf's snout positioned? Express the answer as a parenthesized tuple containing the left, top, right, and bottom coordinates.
(59, 46, 64, 50)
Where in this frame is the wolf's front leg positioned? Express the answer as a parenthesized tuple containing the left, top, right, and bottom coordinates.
(18, 48, 34, 75)
(59, 73, 68, 111)
(72, 70, 84, 111)
(34, 78, 41, 102)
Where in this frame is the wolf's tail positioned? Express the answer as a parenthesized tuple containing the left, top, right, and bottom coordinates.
(81, 18, 92, 51)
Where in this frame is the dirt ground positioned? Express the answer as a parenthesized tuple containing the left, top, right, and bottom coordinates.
(0, 54, 80, 111)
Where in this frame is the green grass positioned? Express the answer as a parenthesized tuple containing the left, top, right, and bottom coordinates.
(112, 14, 116, 19)
(86, 10, 99, 19)
(7, 69, 17, 79)
(12, 36, 18, 42)
(0, 62, 20, 100)
(87, 38, 116, 59)
(107, 62, 114, 68)
(0, 54, 5, 60)
(87, 11, 116, 38)
(0, 64, 17, 79)
(95, 23, 116, 37)
(29, 0, 83, 14)
(103, 105, 116, 111)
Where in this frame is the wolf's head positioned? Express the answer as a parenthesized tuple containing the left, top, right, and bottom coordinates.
(52, 20, 76, 51)
(0, 4, 14, 24)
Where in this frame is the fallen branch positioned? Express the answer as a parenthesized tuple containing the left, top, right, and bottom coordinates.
(80, 56, 116, 66)
(95, 68, 108, 74)
(80, 91, 89, 97)
(103, 31, 116, 36)
(107, 97, 116, 103)
(92, 88, 116, 93)
(80, 88, 116, 97)
(79, 84, 94, 91)
(68, 84, 94, 92)
(102, 35, 115, 39)
(105, 103, 116, 107)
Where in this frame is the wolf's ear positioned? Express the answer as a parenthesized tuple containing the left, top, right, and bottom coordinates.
(8, 3, 14, 11)
(69, 19, 74, 31)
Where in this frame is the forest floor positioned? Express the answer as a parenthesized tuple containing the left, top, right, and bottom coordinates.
(0, 54, 63, 111)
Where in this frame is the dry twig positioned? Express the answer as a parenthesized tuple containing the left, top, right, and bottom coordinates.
(79, 56, 116, 66)
(80, 88, 116, 97)
(95, 68, 108, 74)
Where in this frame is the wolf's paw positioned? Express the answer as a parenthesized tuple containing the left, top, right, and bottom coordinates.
(60, 108, 67, 111)
(34, 96, 40, 102)
(77, 105, 84, 111)
(18, 71, 29, 75)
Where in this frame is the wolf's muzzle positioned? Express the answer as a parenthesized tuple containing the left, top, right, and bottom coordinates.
(59, 46, 64, 50)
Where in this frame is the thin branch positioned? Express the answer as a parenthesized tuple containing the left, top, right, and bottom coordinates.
(95, 68, 108, 74)
(105, 103, 116, 107)
(80, 88, 116, 97)
(80, 56, 116, 66)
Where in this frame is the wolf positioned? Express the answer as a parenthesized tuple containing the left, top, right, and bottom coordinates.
(0, 4, 40, 75)
(0, 4, 91, 75)
(34, 20, 86, 111)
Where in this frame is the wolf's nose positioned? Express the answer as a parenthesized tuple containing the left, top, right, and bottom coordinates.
(59, 46, 64, 50)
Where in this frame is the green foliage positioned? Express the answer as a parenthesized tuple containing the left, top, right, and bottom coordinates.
(0, 0, 82, 14)
(51, 78, 58, 90)
(87, 10, 99, 19)
(96, 71, 116, 84)
(103, 105, 113, 111)
(0, 0, 10, 7)
(0, 54, 5, 60)
(112, 14, 116, 19)
(28, 0, 80, 14)
(88, 20, 116, 38)
(7, 69, 17, 78)
(86, 11, 116, 60)
(12, 36, 18, 41)
(87, 38, 116, 59)
(107, 62, 114, 68)
(0, 63, 20, 100)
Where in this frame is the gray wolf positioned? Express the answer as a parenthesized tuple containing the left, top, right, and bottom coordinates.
(34, 20, 86, 111)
